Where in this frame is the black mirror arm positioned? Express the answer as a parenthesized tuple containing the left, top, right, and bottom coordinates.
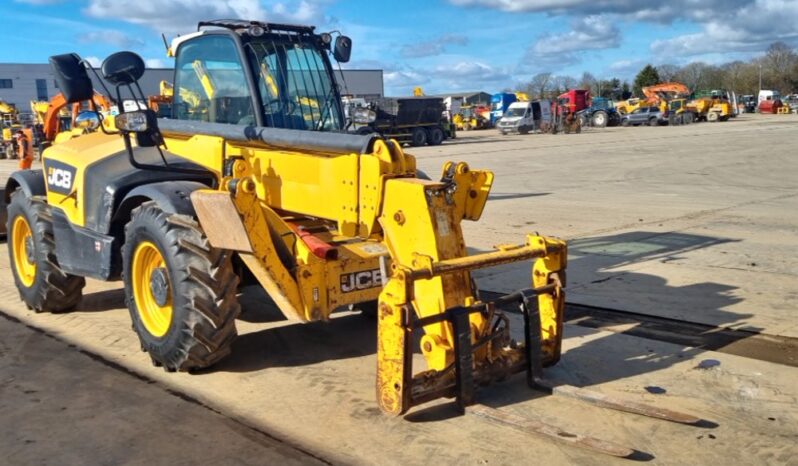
(82, 60, 116, 105)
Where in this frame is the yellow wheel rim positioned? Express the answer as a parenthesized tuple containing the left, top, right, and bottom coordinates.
(131, 241, 173, 338)
(11, 215, 36, 287)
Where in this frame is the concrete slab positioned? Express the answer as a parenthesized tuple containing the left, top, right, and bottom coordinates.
(0, 267, 796, 465)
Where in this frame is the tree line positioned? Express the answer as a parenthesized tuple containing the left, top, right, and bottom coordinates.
(518, 42, 798, 101)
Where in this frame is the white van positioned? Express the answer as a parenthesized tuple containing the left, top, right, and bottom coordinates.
(497, 100, 551, 134)
(497, 101, 534, 134)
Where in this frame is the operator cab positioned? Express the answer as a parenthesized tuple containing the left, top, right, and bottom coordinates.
(170, 20, 352, 132)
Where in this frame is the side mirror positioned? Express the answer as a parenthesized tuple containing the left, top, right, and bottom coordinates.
(49, 53, 94, 104)
(101, 51, 145, 85)
(333, 36, 352, 63)
(75, 111, 100, 130)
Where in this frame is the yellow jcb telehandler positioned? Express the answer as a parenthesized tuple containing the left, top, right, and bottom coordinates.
(4, 20, 702, 456)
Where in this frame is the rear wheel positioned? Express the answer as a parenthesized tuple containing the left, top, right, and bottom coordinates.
(123, 202, 240, 371)
(427, 127, 444, 145)
(410, 127, 427, 146)
(649, 117, 658, 127)
(6, 191, 85, 312)
(621, 119, 630, 127)
(684, 113, 694, 124)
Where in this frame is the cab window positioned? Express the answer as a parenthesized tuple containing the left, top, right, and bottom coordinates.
(173, 35, 254, 125)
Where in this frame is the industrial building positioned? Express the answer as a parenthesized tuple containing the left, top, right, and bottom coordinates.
(0, 63, 383, 112)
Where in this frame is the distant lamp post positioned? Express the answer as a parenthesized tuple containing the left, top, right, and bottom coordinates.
(758, 64, 762, 93)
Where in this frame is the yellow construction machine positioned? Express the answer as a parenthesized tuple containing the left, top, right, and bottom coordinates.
(453, 105, 490, 130)
(5, 20, 566, 418)
(614, 97, 648, 115)
(1, 100, 23, 158)
(4, 21, 702, 455)
(687, 91, 733, 122)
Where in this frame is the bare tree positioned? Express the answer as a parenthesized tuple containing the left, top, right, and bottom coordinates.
(657, 64, 681, 82)
(762, 42, 798, 92)
(551, 75, 578, 96)
(526, 72, 552, 99)
(579, 72, 597, 94)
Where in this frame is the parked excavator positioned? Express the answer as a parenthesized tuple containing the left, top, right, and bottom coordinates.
(38, 91, 113, 148)
(3, 20, 703, 457)
(642, 82, 690, 114)
(1, 100, 24, 159)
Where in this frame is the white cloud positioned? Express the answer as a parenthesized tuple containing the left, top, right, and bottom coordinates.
(450, 0, 798, 59)
(384, 69, 429, 88)
(399, 34, 470, 58)
(77, 30, 144, 48)
(608, 58, 644, 72)
(531, 15, 619, 55)
(651, 0, 798, 58)
(522, 15, 619, 69)
(447, 0, 749, 23)
(84, 0, 328, 34)
(144, 58, 170, 68)
(84, 56, 102, 67)
(440, 61, 510, 82)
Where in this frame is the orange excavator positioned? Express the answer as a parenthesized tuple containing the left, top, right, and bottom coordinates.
(642, 82, 690, 113)
(41, 91, 113, 146)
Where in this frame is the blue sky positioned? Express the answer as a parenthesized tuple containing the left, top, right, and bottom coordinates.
(2, 1, 796, 95)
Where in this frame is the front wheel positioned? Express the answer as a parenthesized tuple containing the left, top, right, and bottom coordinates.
(123, 202, 240, 371)
(7, 191, 85, 312)
(592, 111, 608, 128)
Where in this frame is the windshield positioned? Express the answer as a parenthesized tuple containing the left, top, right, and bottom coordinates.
(246, 37, 343, 131)
(506, 107, 525, 117)
(593, 99, 611, 110)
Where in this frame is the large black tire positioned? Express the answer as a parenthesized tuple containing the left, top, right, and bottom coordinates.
(122, 202, 240, 371)
(410, 127, 427, 147)
(592, 111, 608, 128)
(356, 126, 374, 135)
(6, 191, 85, 312)
(684, 113, 694, 124)
(427, 127, 444, 146)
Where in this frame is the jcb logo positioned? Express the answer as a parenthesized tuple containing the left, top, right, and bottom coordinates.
(340, 269, 383, 293)
(48, 168, 72, 189)
(43, 160, 77, 195)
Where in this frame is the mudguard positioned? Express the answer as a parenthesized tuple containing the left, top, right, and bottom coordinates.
(116, 180, 210, 220)
(4, 170, 46, 203)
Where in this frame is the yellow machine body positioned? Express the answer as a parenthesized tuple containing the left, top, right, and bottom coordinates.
(41, 123, 567, 414)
